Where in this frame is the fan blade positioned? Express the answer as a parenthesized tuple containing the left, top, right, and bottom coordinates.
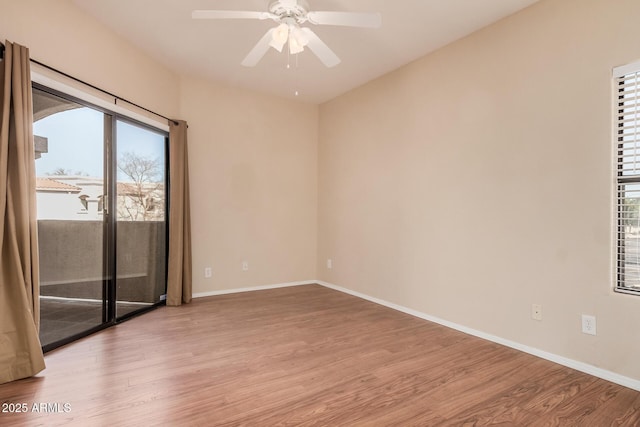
(192, 10, 275, 20)
(241, 28, 276, 67)
(307, 11, 381, 28)
(300, 28, 341, 68)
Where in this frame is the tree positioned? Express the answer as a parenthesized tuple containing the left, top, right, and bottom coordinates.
(623, 197, 640, 233)
(117, 151, 164, 221)
(46, 167, 88, 176)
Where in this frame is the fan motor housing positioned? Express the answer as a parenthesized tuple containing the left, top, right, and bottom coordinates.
(269, 0, 309, 22)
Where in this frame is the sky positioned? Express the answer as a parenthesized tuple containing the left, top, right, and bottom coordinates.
(34, 107, 166, 182)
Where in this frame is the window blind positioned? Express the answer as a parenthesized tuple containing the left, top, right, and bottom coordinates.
(615, 61, 640, 295)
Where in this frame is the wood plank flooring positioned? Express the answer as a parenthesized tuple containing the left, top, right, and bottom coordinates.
(1, 284, 638, 426)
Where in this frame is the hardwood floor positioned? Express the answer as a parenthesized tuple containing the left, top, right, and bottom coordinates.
(1, 284, 638, 426)
(39, 298, 150, 347)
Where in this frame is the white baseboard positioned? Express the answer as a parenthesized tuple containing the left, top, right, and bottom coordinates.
(317, 280, 640, 392)
(190, 279, 640, 392)
(192, 280, 317, 299)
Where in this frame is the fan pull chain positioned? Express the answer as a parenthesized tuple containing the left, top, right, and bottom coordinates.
(286, 44, 290, 69)
(294, 53, 300, 97)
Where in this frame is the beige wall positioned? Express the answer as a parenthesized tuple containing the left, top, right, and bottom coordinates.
(179, 75, 318, 294)
(318, 0, 640, 381)
(0, 0, 179, 118)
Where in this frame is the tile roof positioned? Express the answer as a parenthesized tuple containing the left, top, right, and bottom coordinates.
(36, 177, 82, 192)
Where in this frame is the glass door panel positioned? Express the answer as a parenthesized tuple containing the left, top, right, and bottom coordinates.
(32, 84, 169, 350)
(115, 120, 167, 318)
(33, 87, 108, 348)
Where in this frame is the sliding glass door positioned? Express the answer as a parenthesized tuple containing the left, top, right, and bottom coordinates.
(33, 85, 168, 350)
(115, 120, 167, 319)
(33, 87, 108, 348)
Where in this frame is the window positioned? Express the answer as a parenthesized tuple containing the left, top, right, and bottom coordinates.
(615, 61, 640, 295)
(33, 83, 169, 350)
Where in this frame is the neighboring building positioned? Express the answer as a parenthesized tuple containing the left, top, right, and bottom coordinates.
(36, 176, 164, 221)
(116, 181, 165, 221)
(36, 177, 97, 220)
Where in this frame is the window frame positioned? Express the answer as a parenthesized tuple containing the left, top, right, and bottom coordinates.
(614, 60, 640, 297)
(31, 64, 169, 133)
(32, 81, 171, 352)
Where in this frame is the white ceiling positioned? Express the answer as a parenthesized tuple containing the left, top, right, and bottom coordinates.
(73, 0, 539, 104)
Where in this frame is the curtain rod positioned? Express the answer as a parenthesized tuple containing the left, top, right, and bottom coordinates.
(30, 57, 178, 126)
(0, 41, 177, 126)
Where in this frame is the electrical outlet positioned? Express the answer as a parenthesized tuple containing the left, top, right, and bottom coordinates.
(531, 304, 542, 321)
(327, 259, 332, 269)
(204, 267, 212, 278)
(242, 261, 249, 271)
(581, 314, 597, 335)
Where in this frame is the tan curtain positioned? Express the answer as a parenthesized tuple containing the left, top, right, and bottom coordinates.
(0, 41, 45, 384)
(167, 120, 192, 306)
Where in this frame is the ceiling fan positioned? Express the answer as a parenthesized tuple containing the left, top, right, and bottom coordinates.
(192, 0, 382, 68)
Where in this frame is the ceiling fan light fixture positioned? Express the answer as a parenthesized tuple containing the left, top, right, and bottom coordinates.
(270, 23, 289, 52)
(288, 25, 308, 54)
(269, 38, 286, 52)
(289, 37, 305, 55)
(290, 26, 309, 47)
